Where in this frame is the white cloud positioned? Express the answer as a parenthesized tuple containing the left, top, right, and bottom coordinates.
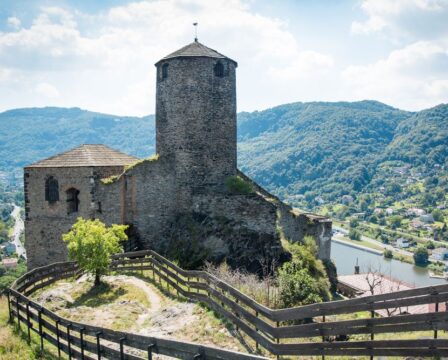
(268, 50, 334, 80)
(0, 0, 333, 115)
(342, 41, 448, 110)
(35, 82, 60, 99)
(352, 0, 448, 40)
(7, 17, 21, 30)
(0, 0, 446, 115)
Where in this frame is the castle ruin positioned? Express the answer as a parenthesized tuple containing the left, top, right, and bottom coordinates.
(24, 40, 332, 270)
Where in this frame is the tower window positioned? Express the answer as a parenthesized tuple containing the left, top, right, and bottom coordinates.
(162, 63, 169, 79)
(214, 61, 224, 77)
(45, 176, 59, 203)
(66, 188, 80, 214)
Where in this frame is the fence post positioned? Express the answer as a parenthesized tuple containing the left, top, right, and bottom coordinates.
(276, 321, 280, 360)
(322, 315, 326, 360)
(147, 343, 156, 360)
(120, 336, 126, 360)
(7, 290, 12, 323)
(255, 311, 259, 351)
(26, 302, 31, 342)
(56, 319, 61, 358)
(16, 295, 20, 330)
(370, 310, 374, 360)
(96, 331, 102, 360)
(152, 259, 155, 281)
(235, 298, 239, 331)
(67, 323, 72, 360)
(80, 327, 85, 359)
(38, 308, 44, 351)
(434, 301, 439, 339)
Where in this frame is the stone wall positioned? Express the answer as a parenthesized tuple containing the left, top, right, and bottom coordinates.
(96, 156, 176, 252)
(24, 165, 125, 269)
(237, 170, 332, 259)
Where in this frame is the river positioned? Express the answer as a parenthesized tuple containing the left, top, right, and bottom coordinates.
(331, 240, 446, 287)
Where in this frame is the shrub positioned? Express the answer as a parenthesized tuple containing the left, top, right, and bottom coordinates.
(63, 218, 128, 285)
(277, 237, 331, 307)
(349, 218, 359, 228)
(348, 228, 361, 240)
(225, 176, 253, 195)
(205, 262, 279, 308)
(383, 249, 393, 259)
(413, 245, 429, 266)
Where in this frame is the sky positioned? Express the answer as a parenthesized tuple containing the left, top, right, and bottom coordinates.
(0, 0, 447, 116)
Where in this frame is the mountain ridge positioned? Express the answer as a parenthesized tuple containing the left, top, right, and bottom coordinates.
(1, 101, 447, 210)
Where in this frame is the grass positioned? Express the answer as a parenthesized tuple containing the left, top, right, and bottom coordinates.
(0, 296, 59, 359)
(334, 235, 383, 252)
(68, 280, 150, 308)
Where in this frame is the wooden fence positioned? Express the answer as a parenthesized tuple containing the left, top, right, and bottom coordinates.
(9, 249, 448, 358)
(8, 260, 267, 360)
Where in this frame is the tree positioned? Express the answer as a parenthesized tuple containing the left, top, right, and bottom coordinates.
(413, 246, 429, 266)
(349, 218, 359, 228)
(425, 241, 435, 250)
(432, 209, 444, 222)
(348, 228, 361, 240)
(388, 215, 402, 229)
(63, 218, 128, 286)
(383, 249, 393, 259)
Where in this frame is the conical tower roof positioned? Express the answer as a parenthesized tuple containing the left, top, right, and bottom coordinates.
(155, 40, 237, 66)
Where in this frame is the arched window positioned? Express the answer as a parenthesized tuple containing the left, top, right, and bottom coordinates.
(66, 188, 80, 214)
(45, 176, 59, 203)
(214, 61, 224, 77)
(162, 63, 169, 79)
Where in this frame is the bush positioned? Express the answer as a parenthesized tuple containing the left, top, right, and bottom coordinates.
(225, 176, 253, 195)
(348, 228, 361, 240)
(204, 262, 278, 307)
(277, 237, 331, 307)
(413, 245, 429, 266)
(349, 218, 359, 228)
(383, 249, 393, 259)
(0, 260, 27, 294)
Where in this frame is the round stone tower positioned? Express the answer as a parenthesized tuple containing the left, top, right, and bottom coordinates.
(155, 40, 238, 197)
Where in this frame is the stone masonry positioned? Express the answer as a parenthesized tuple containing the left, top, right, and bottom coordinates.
(24, 40, 332, 271)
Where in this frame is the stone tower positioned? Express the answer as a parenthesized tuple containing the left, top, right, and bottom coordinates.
(155, 40, 238, 207)
(24, 40, 332, 271)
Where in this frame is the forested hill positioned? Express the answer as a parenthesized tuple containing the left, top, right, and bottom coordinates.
(238, 101, 411, 200)
(1, 101, 447, 208)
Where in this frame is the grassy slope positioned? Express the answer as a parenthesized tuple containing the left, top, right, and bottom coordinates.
(0, 296, 59, 359)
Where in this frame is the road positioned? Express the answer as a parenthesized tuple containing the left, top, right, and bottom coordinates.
(10, 205, 26, 259)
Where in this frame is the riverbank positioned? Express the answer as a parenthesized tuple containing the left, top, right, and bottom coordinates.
(331, 241, 446, 287)
(332, 237, 382, 255)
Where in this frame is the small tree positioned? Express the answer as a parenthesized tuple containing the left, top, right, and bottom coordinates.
(63, 218, 128, 286)
(413, 245, 429, 266)
(348, 228, 361, 240)
(383, 249, 393, 259)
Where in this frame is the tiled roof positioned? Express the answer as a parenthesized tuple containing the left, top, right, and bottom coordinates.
(26, 144, 138, 168)
(338, 273, 444, 315)
(156, 40, 237, 65)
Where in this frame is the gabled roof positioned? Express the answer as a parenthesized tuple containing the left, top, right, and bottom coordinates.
(26, 144, 138, 168)
(156, 40, 237, 65)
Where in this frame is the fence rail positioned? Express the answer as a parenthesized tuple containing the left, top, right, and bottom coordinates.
(8, 259, 267, 360)
(9, 249, 448, 358)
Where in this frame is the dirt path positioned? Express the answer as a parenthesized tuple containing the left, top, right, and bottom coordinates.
(122, 276, 163, 312)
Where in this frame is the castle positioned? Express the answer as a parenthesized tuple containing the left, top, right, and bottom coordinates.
(24, 40, 332, 270)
